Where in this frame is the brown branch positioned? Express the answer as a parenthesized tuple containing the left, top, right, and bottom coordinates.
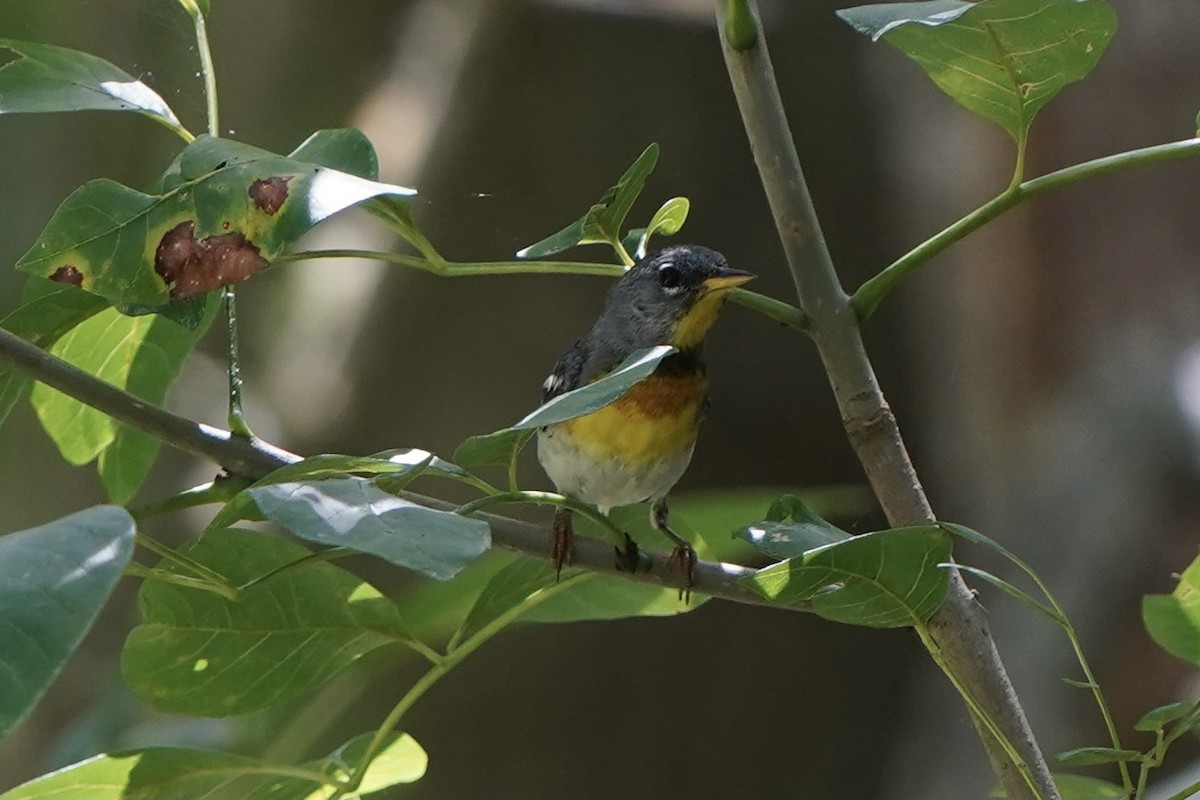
(0, 326, 767, 607)
(715, 3, 1057, 799)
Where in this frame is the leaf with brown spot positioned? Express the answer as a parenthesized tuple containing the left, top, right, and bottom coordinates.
(153, 221, 267, 299)
(248, 176, 289, 215)
(48, 266, 82, 286)
(18, 134, 414, 307)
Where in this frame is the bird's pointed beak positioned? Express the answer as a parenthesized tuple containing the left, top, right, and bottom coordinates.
(702, 267, 756, 292)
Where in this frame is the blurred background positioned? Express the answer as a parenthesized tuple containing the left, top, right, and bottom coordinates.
(1, 0, 1199, 797)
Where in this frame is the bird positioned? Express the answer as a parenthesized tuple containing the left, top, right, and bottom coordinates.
(536, 244, 754, 600)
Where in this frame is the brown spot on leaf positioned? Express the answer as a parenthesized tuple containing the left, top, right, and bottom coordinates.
(50, 265, 83, 286)
(154, 220, 268, 299)
(249, 176, 289, 215)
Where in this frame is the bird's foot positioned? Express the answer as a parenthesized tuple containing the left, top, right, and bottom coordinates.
(614, 532, 640, 573)
(551, 509, 574, 580)
(666, 542, 697, 604)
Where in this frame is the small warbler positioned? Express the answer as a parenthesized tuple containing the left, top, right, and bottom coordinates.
(537, 244, 754, 598)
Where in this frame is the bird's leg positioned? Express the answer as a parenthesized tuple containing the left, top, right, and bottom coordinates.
(614, 531, 640, 573)
(550, 507, 574, 579)
(650, 498, 696, 603)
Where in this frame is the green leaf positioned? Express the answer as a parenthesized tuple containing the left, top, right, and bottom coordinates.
(317, 731, 427, 795)
(246, 477, 491, 580)
(29, 305, 213, 503)
(206, 450, 438, 532)
(1143, 553, 1200, 666)
(121, 528, 412, 716)
(638, 196, 690, 255)
(0, 506, 135, 737)
(0, 283, 109, 430)
(253, 452, 434, 484)
(248, 733, 427, 798)
(288, 128, 380, 179)
(453, 428, 536, 468)
(742, 525, 951, 627)
(515, 346, 676, 430)
(1054, 747, 1142, 767)
(456, 346, 676, 471)
(18, 135, 416, 307)
(0, 749, 271, 800)
(1134, 700, 1193, 732)
(734, 494, 851, 559)
(836, 0, 1116, 142)
(455, 558, 561, 643)
(0, 39, 184, 133)
(951, 564, 1063, 623)
(990, 773, 1127, 799)
(517, 143, 659, 258)
(0, 732, 426, 800)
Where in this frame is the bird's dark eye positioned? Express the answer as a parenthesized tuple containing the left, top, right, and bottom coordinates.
(657, 262, 682, 289)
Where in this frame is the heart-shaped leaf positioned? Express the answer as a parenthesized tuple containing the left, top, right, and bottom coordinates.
(742, 525, 951, 627)
(837, 0, 1116, 142)
(0, 506, 135, 737)
(246, 477, 491, 580)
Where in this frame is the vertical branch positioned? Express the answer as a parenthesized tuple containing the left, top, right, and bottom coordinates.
(714, 3, 1057, 799)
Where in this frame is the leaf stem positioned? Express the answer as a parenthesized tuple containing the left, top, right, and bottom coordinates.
(1165, 777, 1200, 800)
(180, 0, 220, 138)
(915, 625, 1046, 800)
(128, 476, 250, 520)
(134, 532, 241, 600)
(124, 561, 238, 599)
(224, 288, 253, 438)
(941, 523, 1133, 793)
(853, 136, 1200, 320)
(274, 249, 808, 331)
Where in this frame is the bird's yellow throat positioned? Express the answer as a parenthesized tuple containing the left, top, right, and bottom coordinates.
(669, 279, 747, 349)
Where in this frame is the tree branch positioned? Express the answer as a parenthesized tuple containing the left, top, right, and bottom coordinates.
(0, 326, 768, 607)
(852, 136, 1200, 320)
(715, 3, 1057, 799)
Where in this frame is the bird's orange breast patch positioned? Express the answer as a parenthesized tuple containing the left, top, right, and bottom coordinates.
(561, 372, 708, 464)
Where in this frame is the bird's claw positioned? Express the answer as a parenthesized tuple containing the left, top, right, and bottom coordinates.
(551, 510, 574, 580)
(667, 543, 697, 604)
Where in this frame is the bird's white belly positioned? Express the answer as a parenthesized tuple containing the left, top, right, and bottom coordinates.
(537, 425, 694, 514)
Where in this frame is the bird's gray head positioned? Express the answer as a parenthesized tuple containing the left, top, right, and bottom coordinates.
(596, 244, 755, 352)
